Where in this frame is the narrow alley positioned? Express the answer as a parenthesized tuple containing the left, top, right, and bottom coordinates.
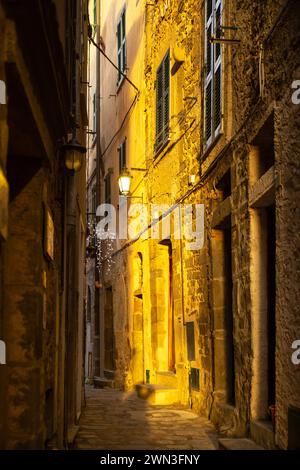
(75, 387, 218, 451)
(0, 0, 300, 457)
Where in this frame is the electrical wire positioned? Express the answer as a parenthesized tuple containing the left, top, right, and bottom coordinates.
(88, 35, 139, 94)
(100, 92, 139, 159)
(87, 15, 140, 160)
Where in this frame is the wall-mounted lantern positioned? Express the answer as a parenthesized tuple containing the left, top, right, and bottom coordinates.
(62, 135, 86, 172)
(118, 168, 132, 196)
(118, 167, 147, 199)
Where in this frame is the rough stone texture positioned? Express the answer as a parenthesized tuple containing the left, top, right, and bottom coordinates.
(2, 170, 45, 448)
(75, 386, 218, 450)
(98, 0, 300, 450)
(228, 0, 300, 448)
(0, 167, 63, 449)
(99, 0, 213, 412)
(218, 438, 263, 451)
(0, 1, 88, 449)
(275, 67, 300, 449)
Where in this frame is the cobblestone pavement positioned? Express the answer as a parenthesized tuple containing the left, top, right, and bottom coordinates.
(74, 387, 218, 450)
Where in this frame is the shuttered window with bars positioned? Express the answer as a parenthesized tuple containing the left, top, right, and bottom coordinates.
(104, 173, 111, 204)
(204, 0, 222, 147)
(93, 93, 97, 132)
(118, 139, 126, 172)
(93, 0, 97, 24)
(117, 9, 126, 85)
(155, 51, 170, 153)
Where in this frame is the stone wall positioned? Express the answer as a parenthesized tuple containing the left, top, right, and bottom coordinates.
(0, 0, 88, 449)
(229, 0, 300, 448)
(99, 0, 300, 449)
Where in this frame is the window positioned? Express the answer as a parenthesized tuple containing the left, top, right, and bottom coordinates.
(117, 9, 126, 84)
(87, 286, 92, 322)
(155, 51, 170, 152)
(118, 139, 126, 172)
(93, 93, 97, 132)
(92, 184, 97, 214)
(93, 0, 97, 24)
(204, 0, 222, 146)
(186, 322, 196, 361)
(190, 368, 200, 391)
(104, 173, 111, 204)
(104, 287, 115, 370)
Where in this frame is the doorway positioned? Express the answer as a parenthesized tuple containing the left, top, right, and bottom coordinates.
(157, 240, 175, 372)
(250, 203, 276, 421)
(167, 243, 175, 371)
(104, 287, 114, 371)
(266, 204, 276, 411)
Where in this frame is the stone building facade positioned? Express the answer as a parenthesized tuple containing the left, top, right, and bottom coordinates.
(95, 0, 300, 450)
(96, 0, 148, 390)
(0, 0, 88, 449)
(215, 0, 300, 450)
(86, 0, 102, 385)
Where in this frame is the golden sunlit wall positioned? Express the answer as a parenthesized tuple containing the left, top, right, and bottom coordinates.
(99, 0, 148, 389)
(98, 0, 300, 450)
(86, 0, 100, 382)
(99, 0, 213, 412)
(142, 0, 209, 411)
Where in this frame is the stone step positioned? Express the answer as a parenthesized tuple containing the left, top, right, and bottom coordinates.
(218, 438, 264, 451)
(156, 371, 178, 388)
(94, 376, 114, 389)
(250, 420, 276, 450)
(136, 383, 180, 405)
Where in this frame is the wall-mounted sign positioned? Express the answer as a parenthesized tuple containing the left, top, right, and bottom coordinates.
(44, 205, 54, 260)
(0, 79, 6, 105)
(0, 166, 9, 240)
(0, 340, 6, 365)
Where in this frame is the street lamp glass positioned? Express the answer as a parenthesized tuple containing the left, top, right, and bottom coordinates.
(62, 137, 86, 172)
(118, 170, 131, 196)
(65, 148, 83, 171)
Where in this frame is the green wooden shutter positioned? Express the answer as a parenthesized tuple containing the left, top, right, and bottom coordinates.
(117, 20, 122, 82)
(204, 0, 222, 145)
(214, 64, 221, 131)
(163, 52, 170, 142)
(93, 93, 96, 131)
(117, 10, 126, 84)
(207, 0, 213, 19)
(93, 0, 97, 24)
(105, 174, 111, 204)
(213, 0, 222, 133)
(205, 81, 212, 141)
(204, 2, 213, 144)
(156, 51, 170, 151)
(156, 63, 164, 148)
(122, 11, 126, 70)
(119, 140, 126, 172)
(122, 140, 126, 170)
